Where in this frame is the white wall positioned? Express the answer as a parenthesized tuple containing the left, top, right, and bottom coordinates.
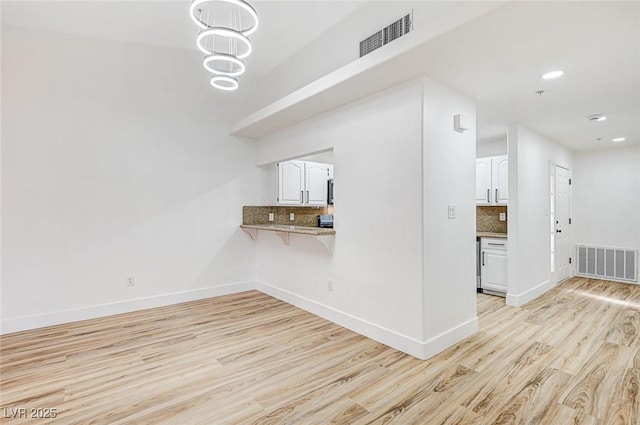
(299, 150, 334, 164)
(573, 146, 640, 251)
(256, 1, 503, 108)
(477, 138, 507, 158)
(421, 78, 478, 353)
(255, 80, 426, 356)
(507, 124, 572, 306)
(253, 78, 477, 359)
(1, 27, 260, 333)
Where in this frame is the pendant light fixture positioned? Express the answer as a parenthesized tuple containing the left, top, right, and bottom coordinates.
(189, 0, 259, 91)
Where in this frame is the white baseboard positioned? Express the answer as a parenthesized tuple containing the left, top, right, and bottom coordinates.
(2, 280, 479, 361)
(255, 280, 478, 360)
(419, 316, 479, 360)
(0, 281, 255, 335)
(506, 279, 553, 307)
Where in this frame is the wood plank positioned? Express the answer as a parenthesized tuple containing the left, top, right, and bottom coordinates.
(1, 277, 637, 424)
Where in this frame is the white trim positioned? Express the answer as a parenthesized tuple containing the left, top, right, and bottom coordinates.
(506, 279, 553, 307)
(0, 281, 255, 335)
(256, 280, 478, 360)
(420, 316, 478, 359)
(2, 279, 479, 361)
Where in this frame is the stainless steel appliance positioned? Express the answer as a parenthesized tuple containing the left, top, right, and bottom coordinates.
(318, 214, 333, 228)
(327, 179, 334, 205)
(476, 238, 481, 291)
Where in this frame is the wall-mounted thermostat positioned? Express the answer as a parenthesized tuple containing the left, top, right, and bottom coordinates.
(454, 114, 470, 133)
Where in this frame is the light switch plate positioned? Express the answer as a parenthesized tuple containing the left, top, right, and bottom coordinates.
(499, 212, 506, 221)
(448, 205, 456, 219)
(289, 213, 295, 221)
(268, 213, 274, 222)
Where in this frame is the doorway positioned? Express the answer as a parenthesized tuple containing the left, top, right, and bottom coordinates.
(554, 165, 571, 283)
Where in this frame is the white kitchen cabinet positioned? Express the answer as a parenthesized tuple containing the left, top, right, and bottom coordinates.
(278, 160, 331, 205)
(475, 157, 492, 204)
(492, 155, 508, 205)
(278, 161, 305, 204)
(480, 237, 508, 294)
(476, 155, 508, 205)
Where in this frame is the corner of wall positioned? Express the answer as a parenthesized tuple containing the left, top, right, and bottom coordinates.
(0, 281, 257, 335)
(255, 280, 478, 360)
(420, 77, 478, 355)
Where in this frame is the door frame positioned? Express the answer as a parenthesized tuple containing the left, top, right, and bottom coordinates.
(550, 162, 572, 285)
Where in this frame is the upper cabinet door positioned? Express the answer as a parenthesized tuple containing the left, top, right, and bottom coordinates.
(305, 162, 329, 205)
(492, 155, 508, 205)
(278, 161, 305, 204)
(475, 158, 492, 205)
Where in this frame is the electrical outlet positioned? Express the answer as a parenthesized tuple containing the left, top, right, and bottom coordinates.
(289, 212, 295, 221)
(268, 212, 274, 222)
(126, 276, 135, 287)
(327, 279, 333, 292)
(499, 212, 506, 221)
(448, 205, 456, 219)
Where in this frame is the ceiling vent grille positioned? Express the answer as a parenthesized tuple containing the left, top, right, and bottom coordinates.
(359, 12, 413, 58)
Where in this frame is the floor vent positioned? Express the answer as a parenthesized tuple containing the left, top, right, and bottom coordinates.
(359, 12, 413, 58)
(576, 245, 638, 283)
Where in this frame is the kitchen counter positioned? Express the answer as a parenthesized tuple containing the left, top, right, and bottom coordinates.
(477, 232, 508, 239)
(240, 224, 335, 236)
(240, 224, 335, 252)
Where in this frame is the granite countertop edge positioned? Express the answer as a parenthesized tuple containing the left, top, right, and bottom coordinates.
(240, 224, 336, 236)
(477, 232, 508, 239)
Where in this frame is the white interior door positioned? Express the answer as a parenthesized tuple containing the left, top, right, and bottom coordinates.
(555, 165, 571, 282)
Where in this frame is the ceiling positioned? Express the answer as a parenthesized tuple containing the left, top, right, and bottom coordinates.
(413, 1, 640, 150)
(0, 0, 363, 77)
(2, 1, 639, 151)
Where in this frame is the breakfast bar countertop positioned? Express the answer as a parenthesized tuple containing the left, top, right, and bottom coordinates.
(477, 232, 508, 239)
(240, 224, 335, 236)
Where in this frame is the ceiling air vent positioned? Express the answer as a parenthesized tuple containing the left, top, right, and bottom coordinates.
(359, 12, 413, 58)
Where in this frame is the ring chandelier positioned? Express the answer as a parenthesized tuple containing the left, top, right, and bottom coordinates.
(189, 0, 258, 91)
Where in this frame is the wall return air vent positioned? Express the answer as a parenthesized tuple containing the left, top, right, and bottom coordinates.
(359, 12, 413, 57)
(576, 245, 638, 283)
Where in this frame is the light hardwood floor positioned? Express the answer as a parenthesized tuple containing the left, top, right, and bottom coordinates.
(1, 277, 639, 424)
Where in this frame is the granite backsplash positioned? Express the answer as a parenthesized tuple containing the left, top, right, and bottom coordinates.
(243, 206, 330, 227)
(477, 206, 508, 234)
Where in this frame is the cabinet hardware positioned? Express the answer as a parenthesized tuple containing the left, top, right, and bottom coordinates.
(300, 191, 303, 203)
(495, 189, 498, 202)
(306, 191, 309, 204)
(482, 252, 485, 266)
(487, 243, 504, 246)
(487, 189, 490, 203)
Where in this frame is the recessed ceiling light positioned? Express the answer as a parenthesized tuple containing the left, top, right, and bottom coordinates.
(588, 114, 608, 122)
(612, 137, 626, 142)
(541, 70, 564, 80)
